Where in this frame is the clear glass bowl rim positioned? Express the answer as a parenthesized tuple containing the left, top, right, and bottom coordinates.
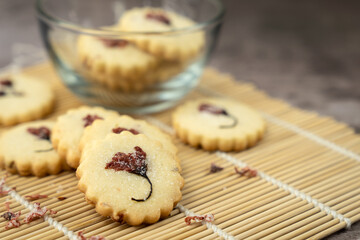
(36, 0, 225, 37)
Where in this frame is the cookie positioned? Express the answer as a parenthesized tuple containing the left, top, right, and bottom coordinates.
(79, 115, 178, 158)
(77, 34, 157, 91)
(0, 120, 63, 177)
(51, 106, 120, 169)
(77, 132, 184, 225)
(118, 7, 205, 61)
(172, 98, 266, 151)
(0, 74, 54, 126)
(144, 60, 185, 85)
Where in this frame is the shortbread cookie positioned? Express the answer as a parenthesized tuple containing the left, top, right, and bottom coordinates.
(144, 60, 185, 85)
(0, 120, 63, 177)
(77, 35, 157, 91)
(0, 74, 54, 126)
(172, 98, 266, 151)
(51, 106, 119, 169)
(118, 7, 205, 61)
(77, 132, 184, 225)
(79, 115, 178, 158)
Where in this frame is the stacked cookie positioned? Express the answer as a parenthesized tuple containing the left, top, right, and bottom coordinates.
(0, 104, 183, 225)
(55, 107, 183, 225)
(0, 73, 58, 176)
(77, 7, 205, 92)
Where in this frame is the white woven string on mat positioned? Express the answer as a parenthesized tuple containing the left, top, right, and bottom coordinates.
(177, 204, 235, 240)
(144, 116, 353, 229)
(216, 152, 352, 229)
(2, 183, 79, 240)
(261, 112, 360, 162)
(2, 175, 233, 240)
(197, 86, 360, 163)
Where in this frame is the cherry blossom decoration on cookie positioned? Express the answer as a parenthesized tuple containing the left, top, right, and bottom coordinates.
(106, 146, 152, 202)
(0, 78, 23, 97)
(0, 75, 55, 126)
(199, 103, 238, 128)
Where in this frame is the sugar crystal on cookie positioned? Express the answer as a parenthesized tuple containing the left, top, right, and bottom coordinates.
(105, 146, 152, 202)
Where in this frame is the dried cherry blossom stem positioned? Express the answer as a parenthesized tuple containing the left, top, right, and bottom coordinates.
(219, 114, 238, 129)
(131, 174, 152, 202)
(35, 147, 54, 153)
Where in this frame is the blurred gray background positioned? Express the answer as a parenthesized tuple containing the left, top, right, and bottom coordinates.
(0, 0, 359, 133)
(0, 1, 359, 238)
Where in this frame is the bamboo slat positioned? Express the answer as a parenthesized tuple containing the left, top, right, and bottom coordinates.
(0, 62, 359, 239)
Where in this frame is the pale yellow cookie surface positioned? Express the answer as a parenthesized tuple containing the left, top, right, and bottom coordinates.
(51, 106, 119, 169)
(118, 7, 205, 61)
(77, 35, 157, 91)
(77, 132, 184, 225)
(0, 120, 63, 177)
(0, 74, 54, 126)
(172, 98, 266, 151)
(79, 115, 178, 158)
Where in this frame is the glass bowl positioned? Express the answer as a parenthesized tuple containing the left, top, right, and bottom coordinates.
(36, 0, 225, 114)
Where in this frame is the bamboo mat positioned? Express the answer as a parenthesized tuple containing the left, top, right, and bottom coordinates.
(1, 62, 360, 240)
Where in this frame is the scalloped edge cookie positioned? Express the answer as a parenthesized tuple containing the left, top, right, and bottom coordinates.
(118, 7, 205, 61)
(77, 132, 184, 225)
(0, 120, 64, 177)
(0, 74, 55, 126)
(51, 106, 120, 169)
(77, 34, 158, 92)
(79, 115, 178, 159)
(172, 98, 266, 151)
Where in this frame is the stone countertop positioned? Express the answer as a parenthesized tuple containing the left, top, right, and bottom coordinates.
(0, 0, 359, 239)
